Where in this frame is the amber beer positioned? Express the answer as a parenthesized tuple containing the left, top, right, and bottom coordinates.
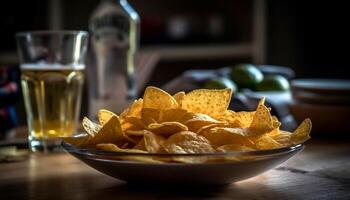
(21, 64, 84, 150)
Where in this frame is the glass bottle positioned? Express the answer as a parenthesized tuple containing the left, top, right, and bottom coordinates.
(88, 0, 139, 116)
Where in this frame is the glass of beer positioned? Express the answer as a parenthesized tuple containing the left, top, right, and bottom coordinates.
(16, 31, 88, 152)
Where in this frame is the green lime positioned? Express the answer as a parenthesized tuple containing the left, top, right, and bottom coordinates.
(229, 64, 263, 89)
(256, 74, 290, 91)
(204, 77, 237, 93)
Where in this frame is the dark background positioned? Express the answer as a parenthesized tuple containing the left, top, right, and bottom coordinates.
(267, 1, 349, 79)
(1, 0, 349, 77)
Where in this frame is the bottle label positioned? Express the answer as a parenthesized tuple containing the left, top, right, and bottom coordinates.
(91, 13, 130, 48)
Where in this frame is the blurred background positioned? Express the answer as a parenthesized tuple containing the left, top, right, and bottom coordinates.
(0, 0, 349, 138)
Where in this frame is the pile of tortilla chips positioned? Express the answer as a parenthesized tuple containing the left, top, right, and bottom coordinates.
(65, 86, 311, 162)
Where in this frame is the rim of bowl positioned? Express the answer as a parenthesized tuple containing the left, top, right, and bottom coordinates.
(61, 140, 304, 158)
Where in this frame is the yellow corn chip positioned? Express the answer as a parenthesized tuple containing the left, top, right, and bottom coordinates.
(82, 117, 101, 136)
(162, 131, 215, 153)
(248, 104, 274, 136)
(126, 129, 149, 137)
(98, 109, 117, 125)
(143, 131, 166, 153)
(291, 118, 312, 144)
(258, 97, 266, 107)
(97, 143, 147, 153)
(181, 88, 232, 118)
(147, 122, 188, 137)
(133, 139, 147, 151)
(196, 120, 241, 135)
(173, 91, 186, 105)
(235, 111, 255, 127)
(256, 135, 283, 150)
(141, 108, 161, 126)
(121, 116, 144, 131)
(217, 144, 254, 152)
(84, 116, 127, 147)
(270, 130, 291, 146)
(98, 143, 164, 163)
(202, 127, 255, 148)
(217, 110, 236, 122)
(184, 113, 222, 132)
(161, 108, 188, 123)
(143, 86, 179, 110)
(120, 98, 143, 119)
(272, 116, 282, 129)
(197, 123, 223, 135)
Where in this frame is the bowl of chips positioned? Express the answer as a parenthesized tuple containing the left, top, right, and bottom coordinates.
(62, 87, 311, 185)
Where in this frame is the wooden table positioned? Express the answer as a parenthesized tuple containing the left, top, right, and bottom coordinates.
(0, 139, 349, 200)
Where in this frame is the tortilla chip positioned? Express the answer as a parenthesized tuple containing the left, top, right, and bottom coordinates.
(97, 143, 147, 153)
(143, 131, 166, 153)
(141, 108, 161, 126)
(291, 118, 312, 144)
(173, 91, 186, 106)
(82, 117, 101, 136)
(235, 111, 255, 127)
(162, 131, 215, 153)
(184, 113, 222, 132)
(256, 135, 283, 150)
(120, 98, 143, 119)
(248, 104, 274, 136)
(160, 108, 188, 123)
(181, 88, 232, 118)
(217, 144, 255, 152)
(143, 86, 179, 110)
(98, 109, 117, 125)
(147, 122, 188, 137)
(201, 127, 255, 148)
(84, 116, 127, 147)
(133, 139, 147, 151)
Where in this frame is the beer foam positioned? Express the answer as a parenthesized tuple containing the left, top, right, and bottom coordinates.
(21, 63, 85, 70)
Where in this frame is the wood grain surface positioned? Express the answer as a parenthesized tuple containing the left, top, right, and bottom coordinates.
(0, 140, 349, 200)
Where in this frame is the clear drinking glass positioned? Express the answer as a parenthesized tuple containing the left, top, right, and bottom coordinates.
(16, 31, 88, 152)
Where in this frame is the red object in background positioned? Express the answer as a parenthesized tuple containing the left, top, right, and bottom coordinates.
(0, 66, 19, 139)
